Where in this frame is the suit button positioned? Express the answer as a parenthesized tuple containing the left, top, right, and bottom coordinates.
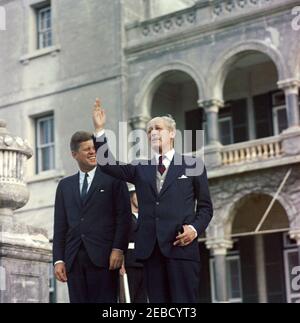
(81, 218, 84, 222)
(81, 234, 85, 239)
(156, 202, 159, 205)
(156, 217, 159, 221)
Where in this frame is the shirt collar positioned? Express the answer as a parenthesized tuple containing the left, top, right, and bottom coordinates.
(79, 166, 97, 179)
(155, 148, 175, 164)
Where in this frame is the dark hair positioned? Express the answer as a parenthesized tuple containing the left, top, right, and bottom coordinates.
(70, 131, 93, 152)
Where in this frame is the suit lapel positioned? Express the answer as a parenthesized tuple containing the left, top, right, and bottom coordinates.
(159, 153, 184, 197)
(72, 172, 82, 208)
(145, 159, 158, 196)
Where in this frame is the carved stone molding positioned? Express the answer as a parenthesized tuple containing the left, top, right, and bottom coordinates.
(140, 11, 197, 38)
(206, 238, 233, 255)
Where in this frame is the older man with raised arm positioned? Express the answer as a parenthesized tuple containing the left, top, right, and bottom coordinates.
(92, 99, 213, 303)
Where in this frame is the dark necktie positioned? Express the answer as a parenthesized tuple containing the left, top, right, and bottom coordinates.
(81, 173, 89, 200)
(158, 155, 166, 176)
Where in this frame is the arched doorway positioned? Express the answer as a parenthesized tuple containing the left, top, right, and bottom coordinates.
(219, 50, 289, 145)
(150, 70, 201, 152)
(222, 193, 299, 303)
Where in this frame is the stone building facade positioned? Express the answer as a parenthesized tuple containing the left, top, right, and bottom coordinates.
(0, 0, 299, 302)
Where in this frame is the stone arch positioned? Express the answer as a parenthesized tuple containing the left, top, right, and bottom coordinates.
(134, 61, 206, 117)
(222, 190, 295, 238)
(207, 40, 288, 100)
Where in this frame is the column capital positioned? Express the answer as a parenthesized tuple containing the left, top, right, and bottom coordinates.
(129, 115, 151, 130)
(198, 99, 224, 112)
(289, 230, 300, 246)
(206, 238, 233, 256)
(277, 79, 300, 94)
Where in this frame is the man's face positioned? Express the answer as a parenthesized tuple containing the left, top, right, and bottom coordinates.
(147, 118, 175, 154)
(72, 140, 97, 171)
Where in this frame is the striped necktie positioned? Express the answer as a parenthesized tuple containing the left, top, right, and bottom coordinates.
(158, 155, 166, 175)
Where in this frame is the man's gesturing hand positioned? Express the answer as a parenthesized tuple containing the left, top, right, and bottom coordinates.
(93, 98, 106, 132)
(109, 249, 124, 271)
(54, 263, 68, 283)
(173, 225, 197, 247)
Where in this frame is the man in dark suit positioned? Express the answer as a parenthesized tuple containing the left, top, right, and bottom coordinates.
(92, 99, 213, 303)
(53, 131, 131, 303)
(120, 185, 147, 303)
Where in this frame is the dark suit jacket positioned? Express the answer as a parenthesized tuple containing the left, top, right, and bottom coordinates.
(52, 166, 131, 272)
(125, 213, 143, 268)
(94, 136, 213, 262)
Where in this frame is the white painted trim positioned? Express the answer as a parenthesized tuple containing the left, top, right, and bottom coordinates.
(210, 254, 243, 303)
(273, 105, 287, 136)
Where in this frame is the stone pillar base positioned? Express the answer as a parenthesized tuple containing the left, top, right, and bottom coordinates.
(281, 127, 300, 156)
(0, 222, 51, 303)
(204, 142, 223, 169)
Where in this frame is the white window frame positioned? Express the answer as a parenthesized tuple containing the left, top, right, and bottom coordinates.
(37, 5, 52, 49)
(203, 117, 234, 145)
(273, 105, 287, 136)
(36, 115, 55, 174)
(218, 116, 234, 145)
(210, 254, 243, 303)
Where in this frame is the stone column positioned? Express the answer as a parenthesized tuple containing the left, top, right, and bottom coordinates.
(0, 120, 51, 303)
(254, 235, 268, 303)
(206, 239, 233, 303)
(129, 115, 151, 160)
(278, 79, 300, 155)
(289, 230, 300, 266)
(198, 99, 223, 168)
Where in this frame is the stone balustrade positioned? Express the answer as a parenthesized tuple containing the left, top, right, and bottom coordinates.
(221, 136, 282, 166)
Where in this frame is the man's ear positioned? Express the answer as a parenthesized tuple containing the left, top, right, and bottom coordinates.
(170, 129, 176, 139)
(71, 151, 77, 160)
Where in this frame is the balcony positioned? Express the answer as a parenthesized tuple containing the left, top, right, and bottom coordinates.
(221, 135, 282, 166)
(206, 130, 300, 178)
(125, 0, 296, 53)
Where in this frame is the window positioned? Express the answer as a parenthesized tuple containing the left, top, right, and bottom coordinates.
(36, 114, 55, 173)
(273, 106, 288, 135)
(253, 93, 273, 139)
(210, 255, 243, 303)
(272, 91, 288, 135)
(219, 99, 249, 145)
(219, 117, 234, 145)
(37, 4, 52, 49)
(203, 117, 234, 146)
(185, 108, 205, 151)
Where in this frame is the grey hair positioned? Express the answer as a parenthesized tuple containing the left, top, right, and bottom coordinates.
(147, 115, 177, 131)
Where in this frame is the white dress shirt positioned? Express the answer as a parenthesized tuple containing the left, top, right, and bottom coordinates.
(154, 149, 175, 169)
(79, 167, 97, 195)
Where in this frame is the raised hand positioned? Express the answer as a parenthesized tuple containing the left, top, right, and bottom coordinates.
(93, 98, 106, 132)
